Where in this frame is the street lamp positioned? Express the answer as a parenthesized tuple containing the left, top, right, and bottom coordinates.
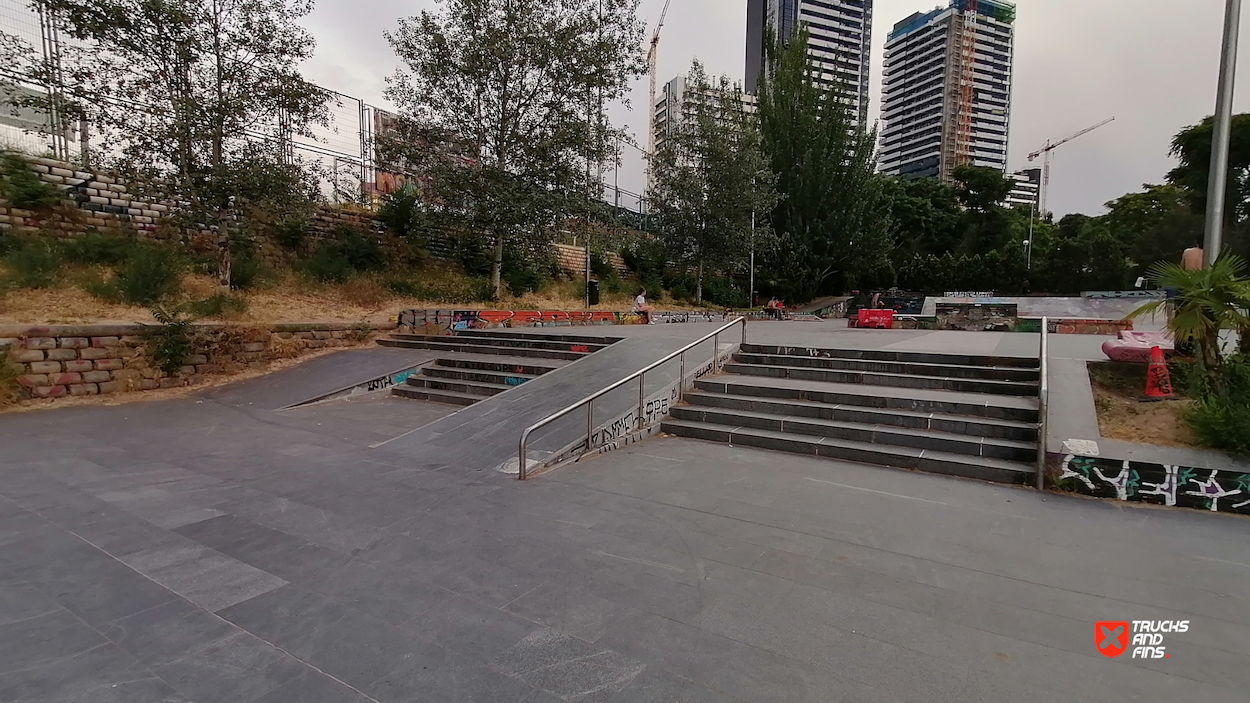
(1204, 0, 1243, 265)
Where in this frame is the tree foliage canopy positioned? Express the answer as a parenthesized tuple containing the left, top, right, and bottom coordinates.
(384, 0, 646, 298)
(648, 61, 777, 303)
(755, 27, 891, 301)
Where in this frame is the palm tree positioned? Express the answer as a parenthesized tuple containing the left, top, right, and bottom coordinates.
(1129, 255, 1250, 370)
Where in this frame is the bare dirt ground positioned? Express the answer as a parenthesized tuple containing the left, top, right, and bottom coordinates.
(1088, 362, 1198, 448)
(0, 271, 706, 326)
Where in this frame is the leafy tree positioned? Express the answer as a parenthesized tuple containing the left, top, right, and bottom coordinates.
(4, 0, 329, 287)
(384, 0, 646, 299)
(1103, 184, 1203, 277)
(1129, 255, 1250, 370)
(882, 177, 963, 261)
(1168, 114, 1250, 259)
(756, 26, 890, 301)
(648, 61, 777, 303)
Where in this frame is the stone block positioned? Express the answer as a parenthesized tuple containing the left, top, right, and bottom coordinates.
(69, 383, 98, 396)
(312, 331, 333, 340)
(111, 368, 142, 383)
(0, 338, 17, 349)
(177, 365, 196, 376)
(79, 347, 109, 360)
(294, 331, 315, 339)
(185, 354, 208, 365)
(195, 364, 222, 375)
(63, 360, 94, 373)
(50, 166, 73, 177)
(25, 337, 57, 350)
(59, 337, 90, 349)
(89, 195, 109, 205)
(120, 335, 145, 345)
(46, 348, 78, 361)
(48, 372, 82, 386)
(241, 342, 266, 353)
(275, 332, 294, 340)
(29, 361, 61, 374)
(330, 331, 346, 339)
(305, 340, 325, 349)
(11, 349, 44, 363)
(139, 379, 158, 390)
(94, 359, 124, 371)
(158, 377, 182, 389)
(140, 366, 161, 380)
(16, 374, 47, 387)
(82, 370, 111, 383)
(91, 336, 121, 347)
(32, 385, 67, 398)
(98, 381, 123, 394)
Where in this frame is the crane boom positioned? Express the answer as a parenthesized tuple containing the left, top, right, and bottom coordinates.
(646, 0, 675, 181)
(1026, 116, 1115, 215)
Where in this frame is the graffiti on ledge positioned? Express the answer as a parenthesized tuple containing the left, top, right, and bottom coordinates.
(398, 309, 726, 334)
(1056, 454, 1250, 515)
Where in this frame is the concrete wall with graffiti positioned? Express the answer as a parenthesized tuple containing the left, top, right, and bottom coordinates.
(1053, 454, 1250, 515)
(398, 309, 725, 334)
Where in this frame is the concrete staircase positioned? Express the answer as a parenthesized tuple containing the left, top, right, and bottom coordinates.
(662, 344, 1041, 484)
(378, 330, 618, 406)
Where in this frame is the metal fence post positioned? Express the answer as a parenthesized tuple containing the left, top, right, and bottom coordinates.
(713, 333, 721, 373)
(679, 352, 686, 401)
(587, 399, 594, 450)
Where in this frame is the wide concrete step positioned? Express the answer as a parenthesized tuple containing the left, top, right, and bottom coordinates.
(723, 362, 1039, 397)
(422, 366, 543, 387)
(669, 406, 1036, 462)
(732, 352, 1040, 382)
(692, 376, 1038, 423)
(455, 329, 621, 346)
(681, 390, 1038, 441)
(740, 343, 1039, 369)
(405, 376, 509, 397)
(391, 386, 481, 405)
(388, 334, 608, 353)
(378, 338, 585, 361)
(434, 357, 562, 376)
(660, 419, 1034, 485)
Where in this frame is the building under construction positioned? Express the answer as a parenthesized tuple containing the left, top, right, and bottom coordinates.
(878, 0, 1016, 182)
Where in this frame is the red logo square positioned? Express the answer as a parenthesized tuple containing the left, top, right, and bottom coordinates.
(1096, 621, 1129, 658)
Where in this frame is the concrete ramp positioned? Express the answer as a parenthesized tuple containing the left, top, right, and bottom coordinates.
(922, 296, 1157, 321)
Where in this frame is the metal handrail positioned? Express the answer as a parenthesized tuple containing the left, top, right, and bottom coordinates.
(517, 316, 748, 479)
(1036, 316, 1049, 490)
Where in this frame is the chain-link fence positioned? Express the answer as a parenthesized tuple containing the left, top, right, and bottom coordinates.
(0, 0, 382, 201)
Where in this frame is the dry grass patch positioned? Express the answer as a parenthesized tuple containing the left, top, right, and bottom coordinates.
(1088, 362, 1198, 449)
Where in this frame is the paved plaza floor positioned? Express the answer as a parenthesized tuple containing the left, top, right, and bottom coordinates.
(1, 321, 1247, 702)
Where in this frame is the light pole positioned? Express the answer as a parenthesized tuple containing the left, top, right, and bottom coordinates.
(1026, 200, 1036, 270)
(1204, 0, 1243, 266)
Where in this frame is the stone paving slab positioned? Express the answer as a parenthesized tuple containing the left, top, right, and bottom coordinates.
(1, 333, 1249, 702)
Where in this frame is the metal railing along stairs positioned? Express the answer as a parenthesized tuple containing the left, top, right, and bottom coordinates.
(517, 317, 747, 479)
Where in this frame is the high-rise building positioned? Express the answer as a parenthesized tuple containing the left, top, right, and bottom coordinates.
(878, 0, 1016, 181)
(1005, 167, 1040, 209)
(744, 0, 874, 127)
(654, 74, 757, 153)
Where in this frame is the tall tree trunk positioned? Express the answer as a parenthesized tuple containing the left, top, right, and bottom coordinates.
(491, 235, 504, 300)
(1240, 326, 1250, 356)
(696, 259, 704, 304)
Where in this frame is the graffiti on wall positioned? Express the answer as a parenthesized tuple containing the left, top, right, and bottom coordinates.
(1055, 454, 1250, 515)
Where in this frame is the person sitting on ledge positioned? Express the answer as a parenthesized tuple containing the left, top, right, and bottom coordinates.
(633, 288, 654, 324)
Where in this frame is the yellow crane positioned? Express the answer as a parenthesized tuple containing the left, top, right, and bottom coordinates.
(1027, 116, 1115, 216)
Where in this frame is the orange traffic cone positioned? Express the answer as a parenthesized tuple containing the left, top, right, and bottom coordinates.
(1141, 346, 1175, 401)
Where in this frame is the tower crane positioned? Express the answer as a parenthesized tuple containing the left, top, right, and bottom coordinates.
(1027, 116, 1115, 216)
(645, 0, 675, 171)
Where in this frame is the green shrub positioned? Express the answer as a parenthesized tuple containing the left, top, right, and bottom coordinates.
(4, 239, 61, 288)
(1186, 355, 1250, 456)
(275, 218, 309, 251)
(377, 184, 422, 242)
(0, 348, 21, 405)
(0, 153, 60, 211)
(385, 271, 493, 303)
(0, 230, 18, 256)
(229, 245, 264, 290)
(60, 231, 134, 265)
(302, 226, 386, 283)
(145, 305, 193, 374)
(114, 246, 183, 304)
(187, 293, 248, 318)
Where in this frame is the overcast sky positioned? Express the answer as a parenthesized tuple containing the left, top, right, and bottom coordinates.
(298, 0, 1250, 217)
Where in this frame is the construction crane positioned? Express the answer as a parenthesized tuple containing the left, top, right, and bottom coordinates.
(1027, 117, 1115, 215)
(645, 0, 675, 170)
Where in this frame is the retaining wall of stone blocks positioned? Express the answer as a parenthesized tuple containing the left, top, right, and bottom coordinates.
(0, 321, 390, 401)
